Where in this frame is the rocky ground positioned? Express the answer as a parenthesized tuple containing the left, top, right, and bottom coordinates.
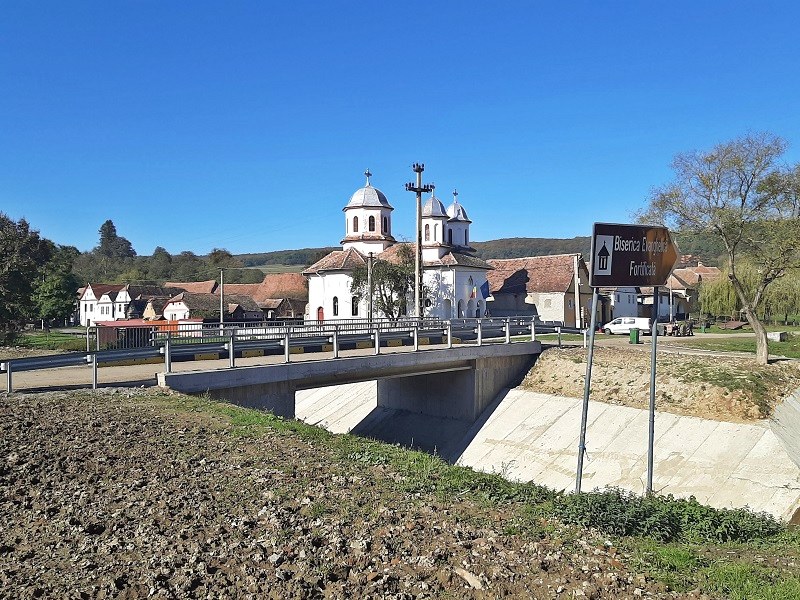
(524, 345, 800, 422)
(0, 388, 710, 599)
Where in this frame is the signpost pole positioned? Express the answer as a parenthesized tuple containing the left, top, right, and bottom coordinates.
(647, 286, 659, 495)
(575, 287, 599, 494)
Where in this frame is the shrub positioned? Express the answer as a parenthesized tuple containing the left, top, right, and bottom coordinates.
(551, 488, 782, 543)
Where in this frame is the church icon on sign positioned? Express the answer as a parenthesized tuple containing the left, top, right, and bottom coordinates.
(593, 235, 614, 276)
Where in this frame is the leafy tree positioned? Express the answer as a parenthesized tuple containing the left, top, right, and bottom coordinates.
(97, 219, 136, 258)
(33, 246, 80, 329)
(147, 246, 173, 280)
(642, 133, 800, 364)
(0, 214, 52, 341)
(350, 244, 421, 321)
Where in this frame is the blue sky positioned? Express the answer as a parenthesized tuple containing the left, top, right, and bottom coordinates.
(2, 1, 799, 256)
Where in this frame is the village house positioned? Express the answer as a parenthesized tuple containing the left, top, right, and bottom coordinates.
(162, 292, 262, 322)
(486, 254, 594, 328)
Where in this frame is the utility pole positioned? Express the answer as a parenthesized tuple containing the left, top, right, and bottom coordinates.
(367, 252, 374, 326)
(219, 268, 224, 330)
(405, 163, 433, 320)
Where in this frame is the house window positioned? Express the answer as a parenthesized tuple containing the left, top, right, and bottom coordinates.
(353, 217, 359, 233)
(615, 294, 620, 302)
(383, 216, 388, 233)
(351, 296, 359, 316)
(368, 216, 375, 232)
(333, 296, 339, 316)
(424, 224, 430, 241)
(448, 229, 453, 245)
(568, 299, 574, 309)
(544, 299, 552, 308)
(89, 304, 93, 312)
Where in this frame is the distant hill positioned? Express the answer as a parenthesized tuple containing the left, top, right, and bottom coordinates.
(237, 247, 339, 268)
(235, 233, 722, 269)
(472, 237, 591, 259)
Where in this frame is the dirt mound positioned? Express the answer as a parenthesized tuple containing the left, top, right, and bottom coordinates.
(523, 346, 800, 422)
(0, 389, 693, 598)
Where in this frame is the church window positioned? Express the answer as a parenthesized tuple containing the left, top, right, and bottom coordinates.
(383, 216, 388, 233)
(448, 229, 453, 245)
(434, 224, 438, 240)
(351, 297, 359, 316)
(353, 217, 359, 233)
(333, 296, 339, 316)
(368, 216, 375, 232)
(465, 230, 468, 245)
(424, 224, 430, 241)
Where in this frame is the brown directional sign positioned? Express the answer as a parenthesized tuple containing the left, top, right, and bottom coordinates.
(590, 222, 679, 287)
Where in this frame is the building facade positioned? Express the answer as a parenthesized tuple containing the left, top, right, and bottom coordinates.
(304, 171, 492, 321)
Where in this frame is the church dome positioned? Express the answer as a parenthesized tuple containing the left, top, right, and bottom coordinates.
(422, 194, 447, 218)
(446, 189, 471, 222)
(344, 170, 393, 210)
(446, 200, 471, 223)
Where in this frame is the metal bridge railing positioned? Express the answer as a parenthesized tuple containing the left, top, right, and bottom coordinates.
(2, 317, 584, 393)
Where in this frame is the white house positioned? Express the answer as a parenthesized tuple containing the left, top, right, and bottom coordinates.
(304, 171, 492, 321)
(79, 284, 120, 326)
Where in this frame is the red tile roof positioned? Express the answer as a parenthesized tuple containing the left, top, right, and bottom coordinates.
(303, 248, 367, 274)
(164, 280, 218, 294)
(79, 284, 120, 300)
(487, 254, 581, 295)
(255, 273, 308, 301)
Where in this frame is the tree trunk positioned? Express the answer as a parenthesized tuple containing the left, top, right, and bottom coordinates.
(743, 308, 770, 364)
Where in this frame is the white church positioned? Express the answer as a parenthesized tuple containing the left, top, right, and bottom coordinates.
(304, 170, 492, 321)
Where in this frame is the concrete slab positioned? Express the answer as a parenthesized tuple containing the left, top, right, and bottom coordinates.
(294, 383, 800, 520)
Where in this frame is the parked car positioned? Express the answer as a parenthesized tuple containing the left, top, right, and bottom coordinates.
(602, 317, 651, 335)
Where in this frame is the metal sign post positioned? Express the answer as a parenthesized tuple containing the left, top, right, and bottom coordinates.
(647, 286, 659, 494)
(576, 287, 600, 493)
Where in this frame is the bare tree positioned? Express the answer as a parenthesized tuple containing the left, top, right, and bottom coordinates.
(641, 133, 800, 364)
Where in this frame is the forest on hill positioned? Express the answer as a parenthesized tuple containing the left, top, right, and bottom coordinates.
(234, 232, 724, 268)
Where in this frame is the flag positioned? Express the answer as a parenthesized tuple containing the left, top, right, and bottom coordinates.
(479, 280, 490, 299)
(470, 286, 477, 299)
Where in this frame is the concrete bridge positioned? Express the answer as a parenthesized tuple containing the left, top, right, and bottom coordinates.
(158, 341, 541, 422)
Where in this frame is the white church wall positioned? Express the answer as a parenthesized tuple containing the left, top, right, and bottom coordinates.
(308, 272, 360, 320)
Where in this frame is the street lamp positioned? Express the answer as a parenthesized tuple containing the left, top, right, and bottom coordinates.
(405, 163, 434, 320)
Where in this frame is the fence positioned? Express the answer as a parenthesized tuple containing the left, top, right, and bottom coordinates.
(3, 317, 583, 393)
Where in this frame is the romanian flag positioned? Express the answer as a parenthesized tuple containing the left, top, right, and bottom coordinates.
(470, 286, 477, 299)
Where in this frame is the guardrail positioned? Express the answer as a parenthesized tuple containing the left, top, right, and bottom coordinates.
(1, 317, 584, 393)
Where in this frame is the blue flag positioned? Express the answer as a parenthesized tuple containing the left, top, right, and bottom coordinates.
(480, 280, 490, 299)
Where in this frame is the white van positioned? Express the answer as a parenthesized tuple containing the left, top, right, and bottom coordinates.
(602, 317, 651, 335)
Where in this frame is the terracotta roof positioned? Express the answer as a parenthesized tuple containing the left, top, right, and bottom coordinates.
(375, 243, 490, 269)
(80, 284, 119, 300)
(125, 285, 184, 300)
(487, 254, 582, 295)
(669, 265, 722, 287)
(218, 283, 261, 297)
(166, 292, 261, 315)
(303, 248, 367, 274)
(258, 299, 284, 310)
(164, 280, 218, 294)
(255, 273, 308, 301)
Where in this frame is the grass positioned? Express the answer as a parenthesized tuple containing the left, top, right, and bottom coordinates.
(673, 333, 800, 358)
(17, 329, 87, 351)
(157, 392, 800, 598)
